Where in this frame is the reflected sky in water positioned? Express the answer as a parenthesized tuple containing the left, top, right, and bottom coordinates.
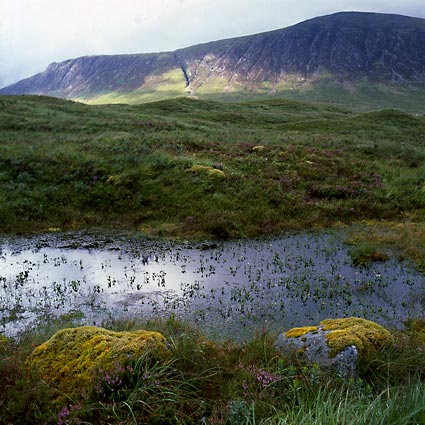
(0, 230, 424, 339)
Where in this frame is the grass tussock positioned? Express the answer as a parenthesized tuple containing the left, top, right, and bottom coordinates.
(346, 221, 425, 271)
(0, 316, 424, 424)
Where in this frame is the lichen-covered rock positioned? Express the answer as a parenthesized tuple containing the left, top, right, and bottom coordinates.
(29, 326, 168, 395)
(188, 164, 226, 178)
(320, 318, 393, 357)
(275, 317, 393, 377)
(285, 326, 318, 339)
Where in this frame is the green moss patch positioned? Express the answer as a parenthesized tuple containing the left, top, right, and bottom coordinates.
(321, 317, 393, 358)
(29, 326, 168, 395)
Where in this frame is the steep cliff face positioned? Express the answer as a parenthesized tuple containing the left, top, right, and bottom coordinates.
(174, 12, 425, 92)
(2, 12, 425, 106)
(4, 53, 177, 98)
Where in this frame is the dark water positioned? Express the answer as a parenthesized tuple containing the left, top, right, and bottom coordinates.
(0, 229, 424, 339)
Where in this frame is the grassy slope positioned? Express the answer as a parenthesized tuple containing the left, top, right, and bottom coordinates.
(79, 74, 425, 114)
(1, 94, 425, 241)
(81, 68, 189, 105)
(279, 79, 425, 114)
(197, 80, 425, 114)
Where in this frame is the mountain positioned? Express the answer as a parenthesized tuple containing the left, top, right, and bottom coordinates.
(2, 12, 425, 111)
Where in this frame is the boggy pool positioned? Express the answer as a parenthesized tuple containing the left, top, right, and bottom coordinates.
(0, 229, 424, 338)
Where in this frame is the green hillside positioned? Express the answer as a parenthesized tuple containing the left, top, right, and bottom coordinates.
(79, 78, 425, 114)
(1, 95, 425, 242)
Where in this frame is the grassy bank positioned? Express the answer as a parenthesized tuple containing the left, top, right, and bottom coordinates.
(0, 317, 424, 424)
(1, 95, 425, 241)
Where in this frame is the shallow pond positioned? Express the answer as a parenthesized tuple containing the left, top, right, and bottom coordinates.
(0, 229, 424, 339)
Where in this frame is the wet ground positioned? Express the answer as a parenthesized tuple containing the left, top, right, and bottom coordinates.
(0, 228, 424, 339)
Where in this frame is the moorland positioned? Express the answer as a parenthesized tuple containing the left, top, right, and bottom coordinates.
(2, 95, 425, 265)
(1, 94, 425, 423)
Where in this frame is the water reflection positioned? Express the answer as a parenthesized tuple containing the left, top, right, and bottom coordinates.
(0, 230, 424, 338)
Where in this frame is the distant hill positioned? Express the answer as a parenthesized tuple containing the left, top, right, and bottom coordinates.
(2, 12, 425, 111)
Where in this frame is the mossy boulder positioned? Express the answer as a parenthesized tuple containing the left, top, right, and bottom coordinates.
(320, 317, 393, 357)
(188, 164, 226, 178)
(275, 317, 393, 377)
(29, 326, 168, 396)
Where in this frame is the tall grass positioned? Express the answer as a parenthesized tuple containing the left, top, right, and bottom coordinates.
(1, 316, 424, 424)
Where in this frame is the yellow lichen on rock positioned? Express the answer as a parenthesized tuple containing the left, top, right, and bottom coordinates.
(277, 317, 393, 376)
(188, 164, 226, 178)
(207, 168, 227, 178)
(29, 326, 168, 395)
(320, 317, 393, 358)
(285, 326, 318, 339)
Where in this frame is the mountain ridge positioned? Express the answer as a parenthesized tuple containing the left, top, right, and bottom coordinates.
(2, 11, 425, 110)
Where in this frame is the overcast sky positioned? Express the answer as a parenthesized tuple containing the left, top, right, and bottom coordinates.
(1, 0, 424, 89)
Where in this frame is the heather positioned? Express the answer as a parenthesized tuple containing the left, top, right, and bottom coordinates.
(1, 96, 425, 246)
(1, 317, 424, 424)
